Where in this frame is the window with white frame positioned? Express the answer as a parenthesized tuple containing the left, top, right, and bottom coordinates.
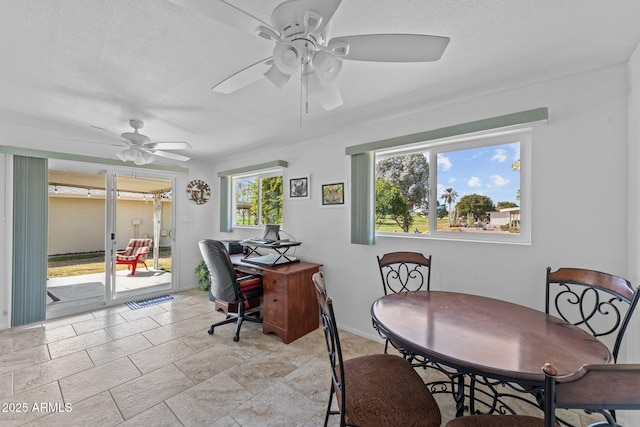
(375, 127, 531, 243)
(232, 170, 283, 227)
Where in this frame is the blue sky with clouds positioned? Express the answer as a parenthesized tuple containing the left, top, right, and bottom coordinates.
(436, 142, 520, 207)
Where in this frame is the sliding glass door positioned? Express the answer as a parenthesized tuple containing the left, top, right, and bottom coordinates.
(47, 160, 176, 317)
(107, 172, 174, 301)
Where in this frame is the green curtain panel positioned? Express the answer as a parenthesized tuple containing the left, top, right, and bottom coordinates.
(12, 155, 48, 326)
(219, 176, 232, 232)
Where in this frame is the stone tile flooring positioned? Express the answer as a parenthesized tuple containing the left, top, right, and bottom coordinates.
(0, 289, 604, 426)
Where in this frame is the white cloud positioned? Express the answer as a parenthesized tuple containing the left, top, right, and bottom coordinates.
(491, 149, 507, 163)
(448, 177, 457, 184)
(491, 175, 509, 186)
(509, 143, 520, 161)
(468, 176, 481, 187)
(438, 154, 452, 171)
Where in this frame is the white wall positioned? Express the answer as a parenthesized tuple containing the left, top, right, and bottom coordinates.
(626, 39, 640, 360)
(201, 64, 632, 344)
(622, 39, 640, 427)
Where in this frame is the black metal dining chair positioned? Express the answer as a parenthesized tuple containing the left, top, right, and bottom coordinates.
(446, 362, 640, 427)
(312, 271, 442, 427)
(376, 251, 432, 355)
(546, 267, 640, 362)
(377, 251, 432, 295)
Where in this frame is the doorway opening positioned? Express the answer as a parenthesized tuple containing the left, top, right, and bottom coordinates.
(46, 163, 176, 319)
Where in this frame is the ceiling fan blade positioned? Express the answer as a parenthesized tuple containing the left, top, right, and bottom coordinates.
(314, 82, 343, 110)
(148, 141, 192, 150)
(330, 34, 450, 62)
(169, 0, 276, 36)
(300, 0, 341, 33)
(212, 57, 273, 94)
(150, 150, 191, 162)
(57, 138, 125, 147)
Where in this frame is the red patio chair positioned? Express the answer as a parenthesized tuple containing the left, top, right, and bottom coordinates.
(116, 238, 152, 275)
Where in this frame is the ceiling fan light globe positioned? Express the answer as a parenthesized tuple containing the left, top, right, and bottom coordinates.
(273, 42, 300, 75)
(124, 148, 138, 161)
(312, 51, 342, 83)
(115, 151, 127, 162)
(264, 64, 291, 88)
(141, 151, 154, 164)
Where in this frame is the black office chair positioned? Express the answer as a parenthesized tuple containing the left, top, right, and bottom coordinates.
(312, 271, 442, 427)
(377, 251, 432, 355)
(546, 267, 640, 362)
(446, 362, 640, 427)
(198, 239, 263, 342)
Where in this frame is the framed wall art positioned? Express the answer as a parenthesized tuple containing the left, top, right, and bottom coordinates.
(321, 182, 346, 207)
(288, 176, 310, 200)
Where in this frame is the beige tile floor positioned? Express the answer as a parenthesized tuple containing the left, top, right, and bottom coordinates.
(1, 289, 603, 426)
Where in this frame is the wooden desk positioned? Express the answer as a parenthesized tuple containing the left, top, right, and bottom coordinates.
(230, 254, 322, 344)
(371, 291, 611, 417)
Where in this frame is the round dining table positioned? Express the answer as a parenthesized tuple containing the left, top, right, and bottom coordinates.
(371, 291, 612, 416)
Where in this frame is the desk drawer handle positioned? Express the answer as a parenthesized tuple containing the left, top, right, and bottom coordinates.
(272, 298, 278, 302)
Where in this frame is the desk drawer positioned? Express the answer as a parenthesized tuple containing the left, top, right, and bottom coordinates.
(263, 273, 285, 329)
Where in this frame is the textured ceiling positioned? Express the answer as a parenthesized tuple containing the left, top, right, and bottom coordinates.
(1, 0, 639, 166)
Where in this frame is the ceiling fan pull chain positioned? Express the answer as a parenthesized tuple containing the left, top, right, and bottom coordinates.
(299, 60, 304, 128)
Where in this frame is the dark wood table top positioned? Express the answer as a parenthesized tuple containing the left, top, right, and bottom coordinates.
(371, 291, 612, 385)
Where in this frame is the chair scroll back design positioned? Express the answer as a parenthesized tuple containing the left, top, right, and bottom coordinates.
(544, 362, 640, 427)
(377, 251, 432, 295)
(377, 251, 432, 355)
(546, 267, 640, 362)
(446, 363, 640, 427)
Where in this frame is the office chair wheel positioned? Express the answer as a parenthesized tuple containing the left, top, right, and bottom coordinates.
(233, 334, 239, 342)
(208, 327, 214, 335)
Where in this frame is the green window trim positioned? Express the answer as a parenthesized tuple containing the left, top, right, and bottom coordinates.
(345, 108, 548, 156)
(347, 108, 548, 245)
(0, 146, 189, 173)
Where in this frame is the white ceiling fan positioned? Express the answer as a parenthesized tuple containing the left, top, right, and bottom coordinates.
(171, 0, 450, 110)
(99, 119, 191, 165)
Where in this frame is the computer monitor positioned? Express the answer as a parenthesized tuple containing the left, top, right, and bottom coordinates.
(263, 224, 280, 242)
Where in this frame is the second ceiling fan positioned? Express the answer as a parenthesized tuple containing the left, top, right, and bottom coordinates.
(173, 0, 450, 110)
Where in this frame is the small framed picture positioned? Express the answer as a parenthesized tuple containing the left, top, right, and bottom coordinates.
(289, 176, 310, 199)
(321, 182, 346, 207)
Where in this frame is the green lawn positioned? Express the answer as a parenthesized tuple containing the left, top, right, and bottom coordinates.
(48, 249, 172, 278)
(376, 216, 452, 233)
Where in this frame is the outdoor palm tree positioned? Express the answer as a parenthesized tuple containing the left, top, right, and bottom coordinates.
(441, 187, 458, 222)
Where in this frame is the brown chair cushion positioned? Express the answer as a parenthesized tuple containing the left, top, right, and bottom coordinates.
(445, 414, 544, 427)
(341, 353, 441, 427)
